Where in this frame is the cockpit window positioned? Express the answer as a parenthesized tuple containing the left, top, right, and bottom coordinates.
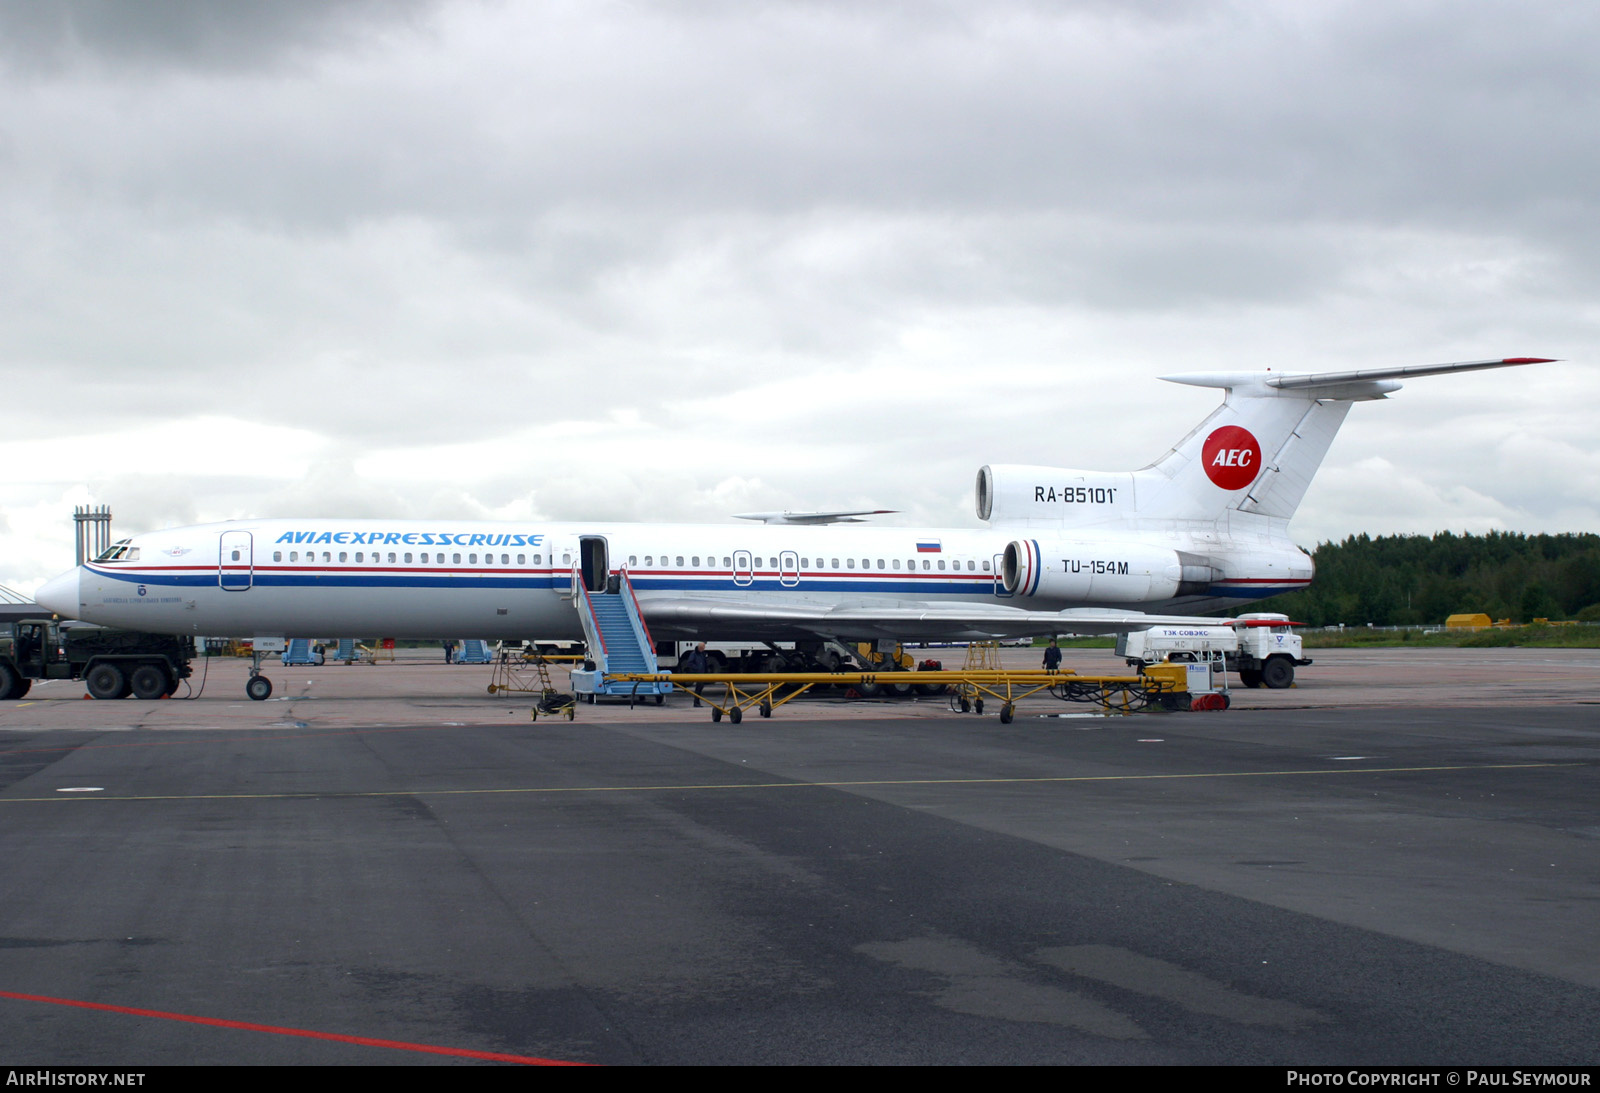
(95, 540, 140, 563)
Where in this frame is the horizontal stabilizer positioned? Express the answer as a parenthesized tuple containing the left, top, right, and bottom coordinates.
(1161, 357, 1556, 401)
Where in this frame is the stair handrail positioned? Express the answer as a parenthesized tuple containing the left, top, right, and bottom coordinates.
(571, 564, 609, 661)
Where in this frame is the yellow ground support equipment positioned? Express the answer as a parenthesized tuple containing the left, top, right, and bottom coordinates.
(602, 664, 1192, 724)
(962, 641, 1004, 671)
(485, 651, 580, 720)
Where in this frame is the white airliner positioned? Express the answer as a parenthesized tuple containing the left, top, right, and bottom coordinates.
(35, 357, 1550, 687)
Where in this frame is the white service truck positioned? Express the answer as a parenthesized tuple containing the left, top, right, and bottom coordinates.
(1116, 612, 1310, 689)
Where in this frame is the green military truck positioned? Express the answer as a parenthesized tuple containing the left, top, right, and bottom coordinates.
(0, 619, 195, 700)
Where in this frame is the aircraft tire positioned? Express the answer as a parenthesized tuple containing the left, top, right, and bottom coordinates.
(130, 664, 169, 701)
(85, 663, 125, 701)
(246, 675, 273, 701)
(1261, 657, 1294, 689)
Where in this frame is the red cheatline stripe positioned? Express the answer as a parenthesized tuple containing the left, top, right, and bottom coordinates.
(0, 991, 589, 1066)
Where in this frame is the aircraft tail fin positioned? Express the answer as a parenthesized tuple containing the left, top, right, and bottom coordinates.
(1142, 357, 1553, 523)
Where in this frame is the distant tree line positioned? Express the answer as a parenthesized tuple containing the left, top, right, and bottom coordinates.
(1236, 531, 1600, 627)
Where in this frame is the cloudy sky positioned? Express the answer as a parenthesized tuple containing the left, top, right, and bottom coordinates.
(1, 0, 1594, 592)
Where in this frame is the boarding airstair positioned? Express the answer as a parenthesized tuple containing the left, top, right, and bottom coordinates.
(281, 638, 324, 666)
(569, 568, 673, 704)
(456, 639, 493, 665)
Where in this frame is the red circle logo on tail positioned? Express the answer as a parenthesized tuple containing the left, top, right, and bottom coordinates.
(1202, 426, 1262, 490)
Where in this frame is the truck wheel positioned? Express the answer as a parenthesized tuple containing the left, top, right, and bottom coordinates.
(0, 663, 16, 700)
(856, 680, 883, 698)
(1261, 658, 1294, 689)
(85, 663, 125, 701)
(131, 664, 170, 701)
(246, 675, 273, 701)
(1239, 668, 1264, 689)
(12, 679, 29, 699)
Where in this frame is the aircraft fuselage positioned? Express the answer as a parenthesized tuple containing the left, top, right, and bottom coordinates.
(41, 518, 1309, 641)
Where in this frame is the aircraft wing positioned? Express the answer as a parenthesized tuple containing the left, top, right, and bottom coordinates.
(638, 596, 1223, 642)
(732, 509, 897, 525)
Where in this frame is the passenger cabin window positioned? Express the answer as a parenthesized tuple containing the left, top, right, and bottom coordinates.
(273, 551, 282, 562)
(453, 553, 462, 564)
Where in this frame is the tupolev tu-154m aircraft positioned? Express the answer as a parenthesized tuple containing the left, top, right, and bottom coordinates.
(35, 357, 1552, 698)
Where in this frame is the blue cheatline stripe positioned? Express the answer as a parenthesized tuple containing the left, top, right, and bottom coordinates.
(89, 567, 999, 598)
(89, 566, 1307, 601)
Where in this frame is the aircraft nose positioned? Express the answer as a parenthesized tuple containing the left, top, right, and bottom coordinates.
(34, 568, 82, 619)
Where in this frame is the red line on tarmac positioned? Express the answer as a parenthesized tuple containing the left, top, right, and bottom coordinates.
(0, 990, 588, 1065)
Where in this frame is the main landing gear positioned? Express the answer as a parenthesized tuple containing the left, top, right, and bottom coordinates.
(246, 649, 273, 701)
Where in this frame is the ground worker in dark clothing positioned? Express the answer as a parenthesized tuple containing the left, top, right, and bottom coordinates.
(1042, 638, 1062, 672)
(679, 642, 710, 706)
